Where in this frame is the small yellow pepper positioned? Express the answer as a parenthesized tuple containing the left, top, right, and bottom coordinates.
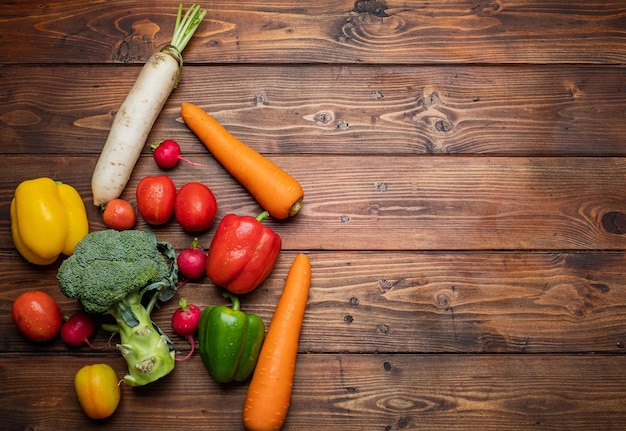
(74, 363, 121, 419)
(10, 177, 89, 265)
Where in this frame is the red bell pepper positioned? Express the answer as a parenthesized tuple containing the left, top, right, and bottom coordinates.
(206, 211, 281, 294)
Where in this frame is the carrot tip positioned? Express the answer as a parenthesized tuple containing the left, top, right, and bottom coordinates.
(288, 199, 304, 217)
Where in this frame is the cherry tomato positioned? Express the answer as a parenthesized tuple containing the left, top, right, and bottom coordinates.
(102, 198, 137, 230)
(136, 175, 176, 225)
(174, 182, 218, 232)
(12, 290, 62, 342)
(74, 363, 121, 419)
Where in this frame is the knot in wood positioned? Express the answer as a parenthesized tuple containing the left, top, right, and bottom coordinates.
(434, 118, 453, 133)
(314, 110, 335, 125)
(471, 0, 501, 16)
(417, 92, 442, 108)
(435, 293, 451, 308)
(113, 19, 159, 63)
(379, 279, 394, 292)
(253, 92, 269, 106)
(353, 0, 390, 18)
(602, 211, 626, 234)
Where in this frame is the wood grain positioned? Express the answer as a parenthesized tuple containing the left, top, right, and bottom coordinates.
(2, 155, 626, 251)
(2, 354, 626, 430)
(2, 251, 626, 355)
(2, 1, 626, 65)
(1, 1, 626, 430)
(1, 65, 625, 155)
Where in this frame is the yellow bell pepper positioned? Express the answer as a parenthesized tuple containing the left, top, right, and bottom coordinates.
(11, 177, 89, 265)
(56, 182, 90, 255)
(74, 363, 121, 419)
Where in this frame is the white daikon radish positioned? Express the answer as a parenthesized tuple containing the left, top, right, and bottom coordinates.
(91, 3, 206, 206)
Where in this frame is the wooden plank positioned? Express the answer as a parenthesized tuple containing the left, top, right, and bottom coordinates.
(2, 1, 626, 65)
(1, 354, 626, 430)
(2, 250, 626, 355)
(1, 3, 625, 431)
(2, 65, 625, 155)
(1, 155, 626, 251)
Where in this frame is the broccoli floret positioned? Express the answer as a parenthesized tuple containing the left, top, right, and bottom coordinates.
(57, 229, 179, 387)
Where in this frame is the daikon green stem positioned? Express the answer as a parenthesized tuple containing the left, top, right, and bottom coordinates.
(170, 3, 207, 53)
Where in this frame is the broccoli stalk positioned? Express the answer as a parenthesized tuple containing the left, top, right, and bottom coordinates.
(102, 280, 175, 386)
(57, 229, 180, 387)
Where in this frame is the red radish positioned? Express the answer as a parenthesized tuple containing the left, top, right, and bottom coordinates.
(177, 237, 207, 280)
(61, 312, 102, 349)
(151, 140, 205, 169)
(171, 297, 201, 361)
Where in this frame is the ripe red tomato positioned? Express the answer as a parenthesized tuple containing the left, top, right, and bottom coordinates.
(136, 175, 176, 225)
(12, 290, 63, 342)
(175, 182, 218, 232)
(102, 198, 137, 230)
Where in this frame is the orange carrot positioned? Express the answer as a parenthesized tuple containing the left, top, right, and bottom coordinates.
(180, 102, 304, 219)
(242, 253, 311, 431)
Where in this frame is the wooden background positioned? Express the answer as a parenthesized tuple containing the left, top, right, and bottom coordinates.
(1, 1, 626, 429)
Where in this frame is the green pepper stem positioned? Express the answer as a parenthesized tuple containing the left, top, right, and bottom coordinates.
(256, 211, 270, 223)
(222, 291, 240, 311)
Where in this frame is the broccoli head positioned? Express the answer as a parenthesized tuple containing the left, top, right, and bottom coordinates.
(57, 229, 176, 313)
(57, 229, 179, 386)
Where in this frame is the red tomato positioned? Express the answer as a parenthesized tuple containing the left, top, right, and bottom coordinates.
(175, 182, 218, 232)
(136, 175, 176, 225)
(102, 198, 137, 230)
(12, 290, 63, 342)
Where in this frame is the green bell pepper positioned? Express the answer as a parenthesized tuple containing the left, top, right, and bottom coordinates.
(199, 292, 265, 383)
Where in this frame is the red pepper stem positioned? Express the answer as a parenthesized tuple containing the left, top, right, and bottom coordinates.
(256, 211, 270, 223)
(222, 291, 240, 311)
